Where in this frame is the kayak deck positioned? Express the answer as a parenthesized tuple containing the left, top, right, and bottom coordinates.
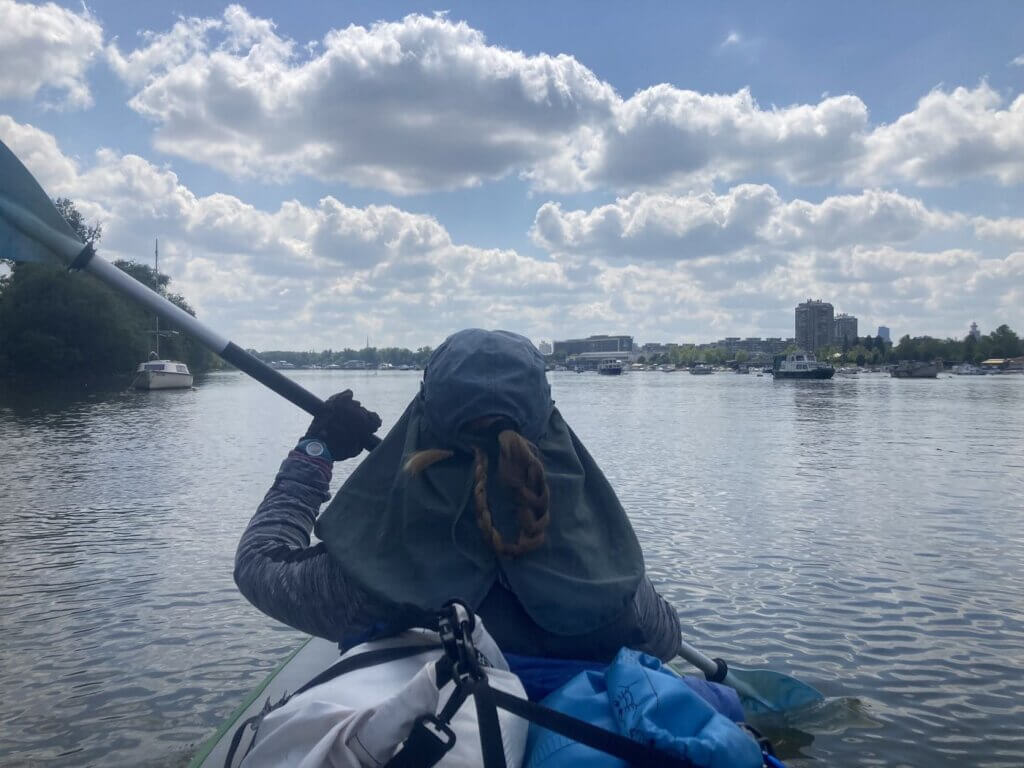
(189, 637, 329, 768)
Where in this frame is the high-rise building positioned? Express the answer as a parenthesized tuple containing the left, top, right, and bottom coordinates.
(795, 299, 834, 352)
(877, 326, 891, 343)
(834, 314, 858, 346)
(969, 322, 981, 341)
(538, 340, 553, 355)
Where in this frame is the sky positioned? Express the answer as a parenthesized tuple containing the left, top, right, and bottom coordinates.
(1, 1, 1023, 351)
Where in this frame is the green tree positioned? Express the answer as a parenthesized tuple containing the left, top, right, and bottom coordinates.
(54, 197, 103, 244)
(0, 199, 215, 378)
(987, 324, 1022, 358)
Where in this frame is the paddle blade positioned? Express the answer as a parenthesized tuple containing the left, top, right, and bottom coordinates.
(0, 138, 84, 264)
(725, 666, 824, 715)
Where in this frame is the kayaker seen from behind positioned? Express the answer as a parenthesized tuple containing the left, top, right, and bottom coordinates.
(234, 328, 681, 661)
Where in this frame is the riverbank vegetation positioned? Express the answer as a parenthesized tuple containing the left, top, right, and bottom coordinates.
(255, 346, 435, 369)
(0, 200, 217, 379)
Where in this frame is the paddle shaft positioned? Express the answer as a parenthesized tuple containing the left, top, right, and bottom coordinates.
(676, 638, 721, 679)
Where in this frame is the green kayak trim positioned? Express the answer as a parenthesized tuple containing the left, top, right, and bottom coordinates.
(187, 637, 312, 768)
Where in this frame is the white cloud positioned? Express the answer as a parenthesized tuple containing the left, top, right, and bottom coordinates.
(972, 216, 1024, 242)
(105, 11, 1024, 196)
(532, 87, 870, 192)
(856, 83, 1024, 187)
(0, 0, 104, 108)
(1012, 54, 1024, 67)
(531, 187, 960, 260)
(105, 15, 221, 87)
(110, 8, 616, 194)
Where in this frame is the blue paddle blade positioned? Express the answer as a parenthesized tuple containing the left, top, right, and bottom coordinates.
(725, 666, 824, 715)
(0, 138, 83, 264)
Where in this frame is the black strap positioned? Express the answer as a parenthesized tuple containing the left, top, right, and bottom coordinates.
(292, 642, 440, 698)
(472, 679, 509, 768)
(223, 711, 266, 768)
(224, 641, 440, 768)
(382, 715, 457, 768)
(486, 685, 696, 768)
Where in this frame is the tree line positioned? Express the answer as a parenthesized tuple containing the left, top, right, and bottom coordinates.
(814, 326, 1022, 367)
(0, 199, 217, 379)
(255, 346, 435, 368)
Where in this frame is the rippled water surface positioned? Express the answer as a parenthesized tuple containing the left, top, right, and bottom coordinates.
(1, 370, 1022, 767)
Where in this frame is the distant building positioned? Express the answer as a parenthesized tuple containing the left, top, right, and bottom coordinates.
(553, 334, 633, 357)
(537, 340, 553, 356)
(969, 322, 981, 341)
(795, 299, 834, 351)
(833, 314, 858, 346)
(877, 326, 891, 343)
(710, 336, 790, 357)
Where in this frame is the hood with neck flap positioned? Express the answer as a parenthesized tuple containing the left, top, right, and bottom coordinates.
(314, 329, 644, 636)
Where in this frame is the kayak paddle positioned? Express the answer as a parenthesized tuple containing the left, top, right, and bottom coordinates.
(677, 637, 823, 714)
(0, 138, 379, 448)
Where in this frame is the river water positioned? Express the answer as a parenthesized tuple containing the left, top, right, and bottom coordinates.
(1, 370, 1022, 767)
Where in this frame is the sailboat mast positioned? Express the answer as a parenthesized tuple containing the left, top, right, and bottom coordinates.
(154, 238, 159, 359)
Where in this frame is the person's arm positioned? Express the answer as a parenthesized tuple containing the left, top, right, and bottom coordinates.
(233, 450, 387, 640)
(631, 576, 682, 661)
(234, 389, 388, 641)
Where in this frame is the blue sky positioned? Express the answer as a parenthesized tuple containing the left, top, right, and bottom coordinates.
(2, 1, 1023, 349)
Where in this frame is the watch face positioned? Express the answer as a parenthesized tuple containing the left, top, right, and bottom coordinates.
(305, 440, 325, 457)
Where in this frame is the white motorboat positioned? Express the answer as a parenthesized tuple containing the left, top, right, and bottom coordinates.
(132, 359, 193, 389)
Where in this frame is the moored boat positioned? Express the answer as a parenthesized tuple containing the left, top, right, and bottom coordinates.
(689, 363, 714, 375)
(951, 362, 984, 375)
(132, 239, 194, 390)
(597, 359, 623, 375)
(772, 351, 834, 380)
(132, 359, 193, 389)
(890, 361, 940, 378)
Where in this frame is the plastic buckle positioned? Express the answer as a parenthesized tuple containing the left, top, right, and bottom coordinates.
(397, 714, 456, 765)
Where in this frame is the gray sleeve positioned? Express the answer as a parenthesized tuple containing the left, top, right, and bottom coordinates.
(632, 576, 682, 661)
(233, 452, 390, 642)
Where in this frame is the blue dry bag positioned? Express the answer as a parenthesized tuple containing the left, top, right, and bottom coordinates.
(525, 648, 764, 768)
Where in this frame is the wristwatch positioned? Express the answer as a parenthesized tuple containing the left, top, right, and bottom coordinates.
(296, 438, 333, 462)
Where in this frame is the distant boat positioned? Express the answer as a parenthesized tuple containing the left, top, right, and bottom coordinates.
(951, 362, 984, 375)
(773, 351, 835, 380)
(597, 359, 624, 375)
(689, 364, 714, 375)
(836, 366, 860, 376)
(890, 361, 940, 378)
(133, 358, 193, 390)
(133, 239, 193, 390)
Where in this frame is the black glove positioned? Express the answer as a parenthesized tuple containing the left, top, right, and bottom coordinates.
(303, 390, 382, 461)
